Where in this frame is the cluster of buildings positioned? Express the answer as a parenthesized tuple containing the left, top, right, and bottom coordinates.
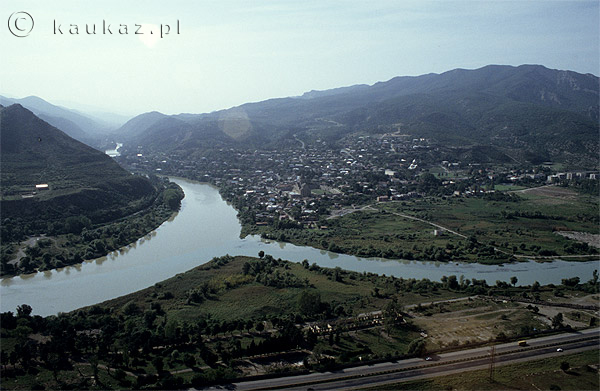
(547, 172, 598, 183)
(117, 133, 597, 229)
(122, 135, 442, 226)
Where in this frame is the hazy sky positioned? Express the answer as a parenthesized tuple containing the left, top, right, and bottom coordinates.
(2, 0, 598, 116)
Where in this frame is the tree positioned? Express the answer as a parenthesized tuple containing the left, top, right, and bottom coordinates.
(561, 277, 580, 288)
(0, 312, 17, 329)
(510, 276, 518, 287)
(122, 302, 139, 316)
(255, 321, 264, 332)
(16, 304, 33, 317)
(298, 291, 322, 317)
(407, 338, 427, 357)
(333, 267, 342, 282)
(65, 215, 91, 234)
(372, 287, 380, 298)
(418, 173, 441, 194)
(163, 189, 182, 211)
(551, 313, 564, 329)
(447, 275, 459, 290)
(200, 347, 218, 367)
(113, 369, 127, 383)
(560, 361, 570, 372)
(258, 251, 265, 258)
(152, 356, 164, 373)
(383, 300, 403, 331)
(183, 353, 196, 368)
(241, 262, 251, 275)
(165, 319, 180, 342)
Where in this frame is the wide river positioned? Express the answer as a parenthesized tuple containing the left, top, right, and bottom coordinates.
(2, 178, 598, 316)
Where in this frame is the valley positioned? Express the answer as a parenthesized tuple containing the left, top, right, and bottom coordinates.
(103, 65, 599, 268)
(1, 64, 599, 390)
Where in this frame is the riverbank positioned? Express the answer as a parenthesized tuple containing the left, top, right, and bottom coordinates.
(2, 178, 598, 317)
(232, 189, 599, 266)
(0, 178, 184, 278)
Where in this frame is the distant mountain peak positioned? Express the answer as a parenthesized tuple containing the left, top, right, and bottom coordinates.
(299, 84, 370, 99)
(0, 95, 114, 143)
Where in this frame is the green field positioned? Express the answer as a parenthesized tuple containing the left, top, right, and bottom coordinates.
(378, 189, 598, 259)
(100, 254, 463, 323)
(275, 186, 599, 264)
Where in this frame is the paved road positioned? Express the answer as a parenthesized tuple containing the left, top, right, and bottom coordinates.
(224, 328, 599, 391)
(335, 342, 597, 391)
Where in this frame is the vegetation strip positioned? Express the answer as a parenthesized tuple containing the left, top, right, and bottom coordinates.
(244, 336, 600, 391)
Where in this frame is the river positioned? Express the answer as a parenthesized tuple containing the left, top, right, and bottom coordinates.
(1, 178, 598, 316)
(105, 142, 123, 157)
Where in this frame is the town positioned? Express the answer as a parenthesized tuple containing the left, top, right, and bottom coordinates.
(118, 133, 598, 237)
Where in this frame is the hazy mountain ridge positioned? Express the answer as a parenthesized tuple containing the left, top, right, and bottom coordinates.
(116, 111, 169, 141)
(0, 95, 117, 144)
(80, 65, 600, 166)
(0, 104, 156, 222)
(298, 84, 370, 99)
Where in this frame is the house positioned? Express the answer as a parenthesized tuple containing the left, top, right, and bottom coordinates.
(300, 184, 312, 197)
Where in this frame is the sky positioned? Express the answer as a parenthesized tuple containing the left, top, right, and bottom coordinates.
(2, 0, 599, 117)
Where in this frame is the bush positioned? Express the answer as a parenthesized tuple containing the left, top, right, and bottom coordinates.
(407, 338, 427, 357)
(65, 215, 92, 234)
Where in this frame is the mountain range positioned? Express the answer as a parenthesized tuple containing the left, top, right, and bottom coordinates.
(3, 64, 598, 168)
(113, 64, 599, 167)
(0, 95, 122, 145)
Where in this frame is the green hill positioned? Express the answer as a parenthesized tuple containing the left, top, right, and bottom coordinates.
(0, 103, 157, 226)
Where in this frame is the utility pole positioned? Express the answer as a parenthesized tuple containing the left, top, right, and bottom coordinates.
(489, 344, 496, 381)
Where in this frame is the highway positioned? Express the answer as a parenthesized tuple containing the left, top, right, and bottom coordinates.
(223, 328, 599, 391)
